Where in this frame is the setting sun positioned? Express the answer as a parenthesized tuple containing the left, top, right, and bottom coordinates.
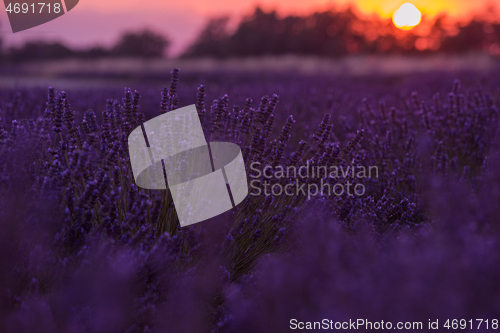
(392, 3, 422, 30)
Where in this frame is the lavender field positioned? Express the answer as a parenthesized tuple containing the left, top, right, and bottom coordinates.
(1, 67, 500, 332)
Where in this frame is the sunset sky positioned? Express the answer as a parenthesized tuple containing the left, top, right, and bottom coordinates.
(0, 0, 495, 55)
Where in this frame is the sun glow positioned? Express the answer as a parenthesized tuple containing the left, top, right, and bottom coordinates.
(392, 3, 422, 30)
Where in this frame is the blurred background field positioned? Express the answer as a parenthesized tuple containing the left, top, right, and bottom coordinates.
(0, 2, 498, 88)
(0, 0, 497, 89)
(1, 4, 500, 62)
(1, 53, 498, 79)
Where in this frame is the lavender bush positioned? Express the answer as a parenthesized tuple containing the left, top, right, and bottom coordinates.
(0, 68, 500, 332)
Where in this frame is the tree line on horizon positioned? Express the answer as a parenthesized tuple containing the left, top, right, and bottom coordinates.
(2, 29, 170, 63)
(1, 5, 500, 63)
(183, 6, 500, 58)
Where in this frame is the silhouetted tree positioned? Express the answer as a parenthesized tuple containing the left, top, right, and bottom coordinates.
(183, 7, 386, 58)
(112, 29, 170, 58)
(183, 17, 230, 58)
(7, 42, 75, 63)
(441, 20, 500, 54)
